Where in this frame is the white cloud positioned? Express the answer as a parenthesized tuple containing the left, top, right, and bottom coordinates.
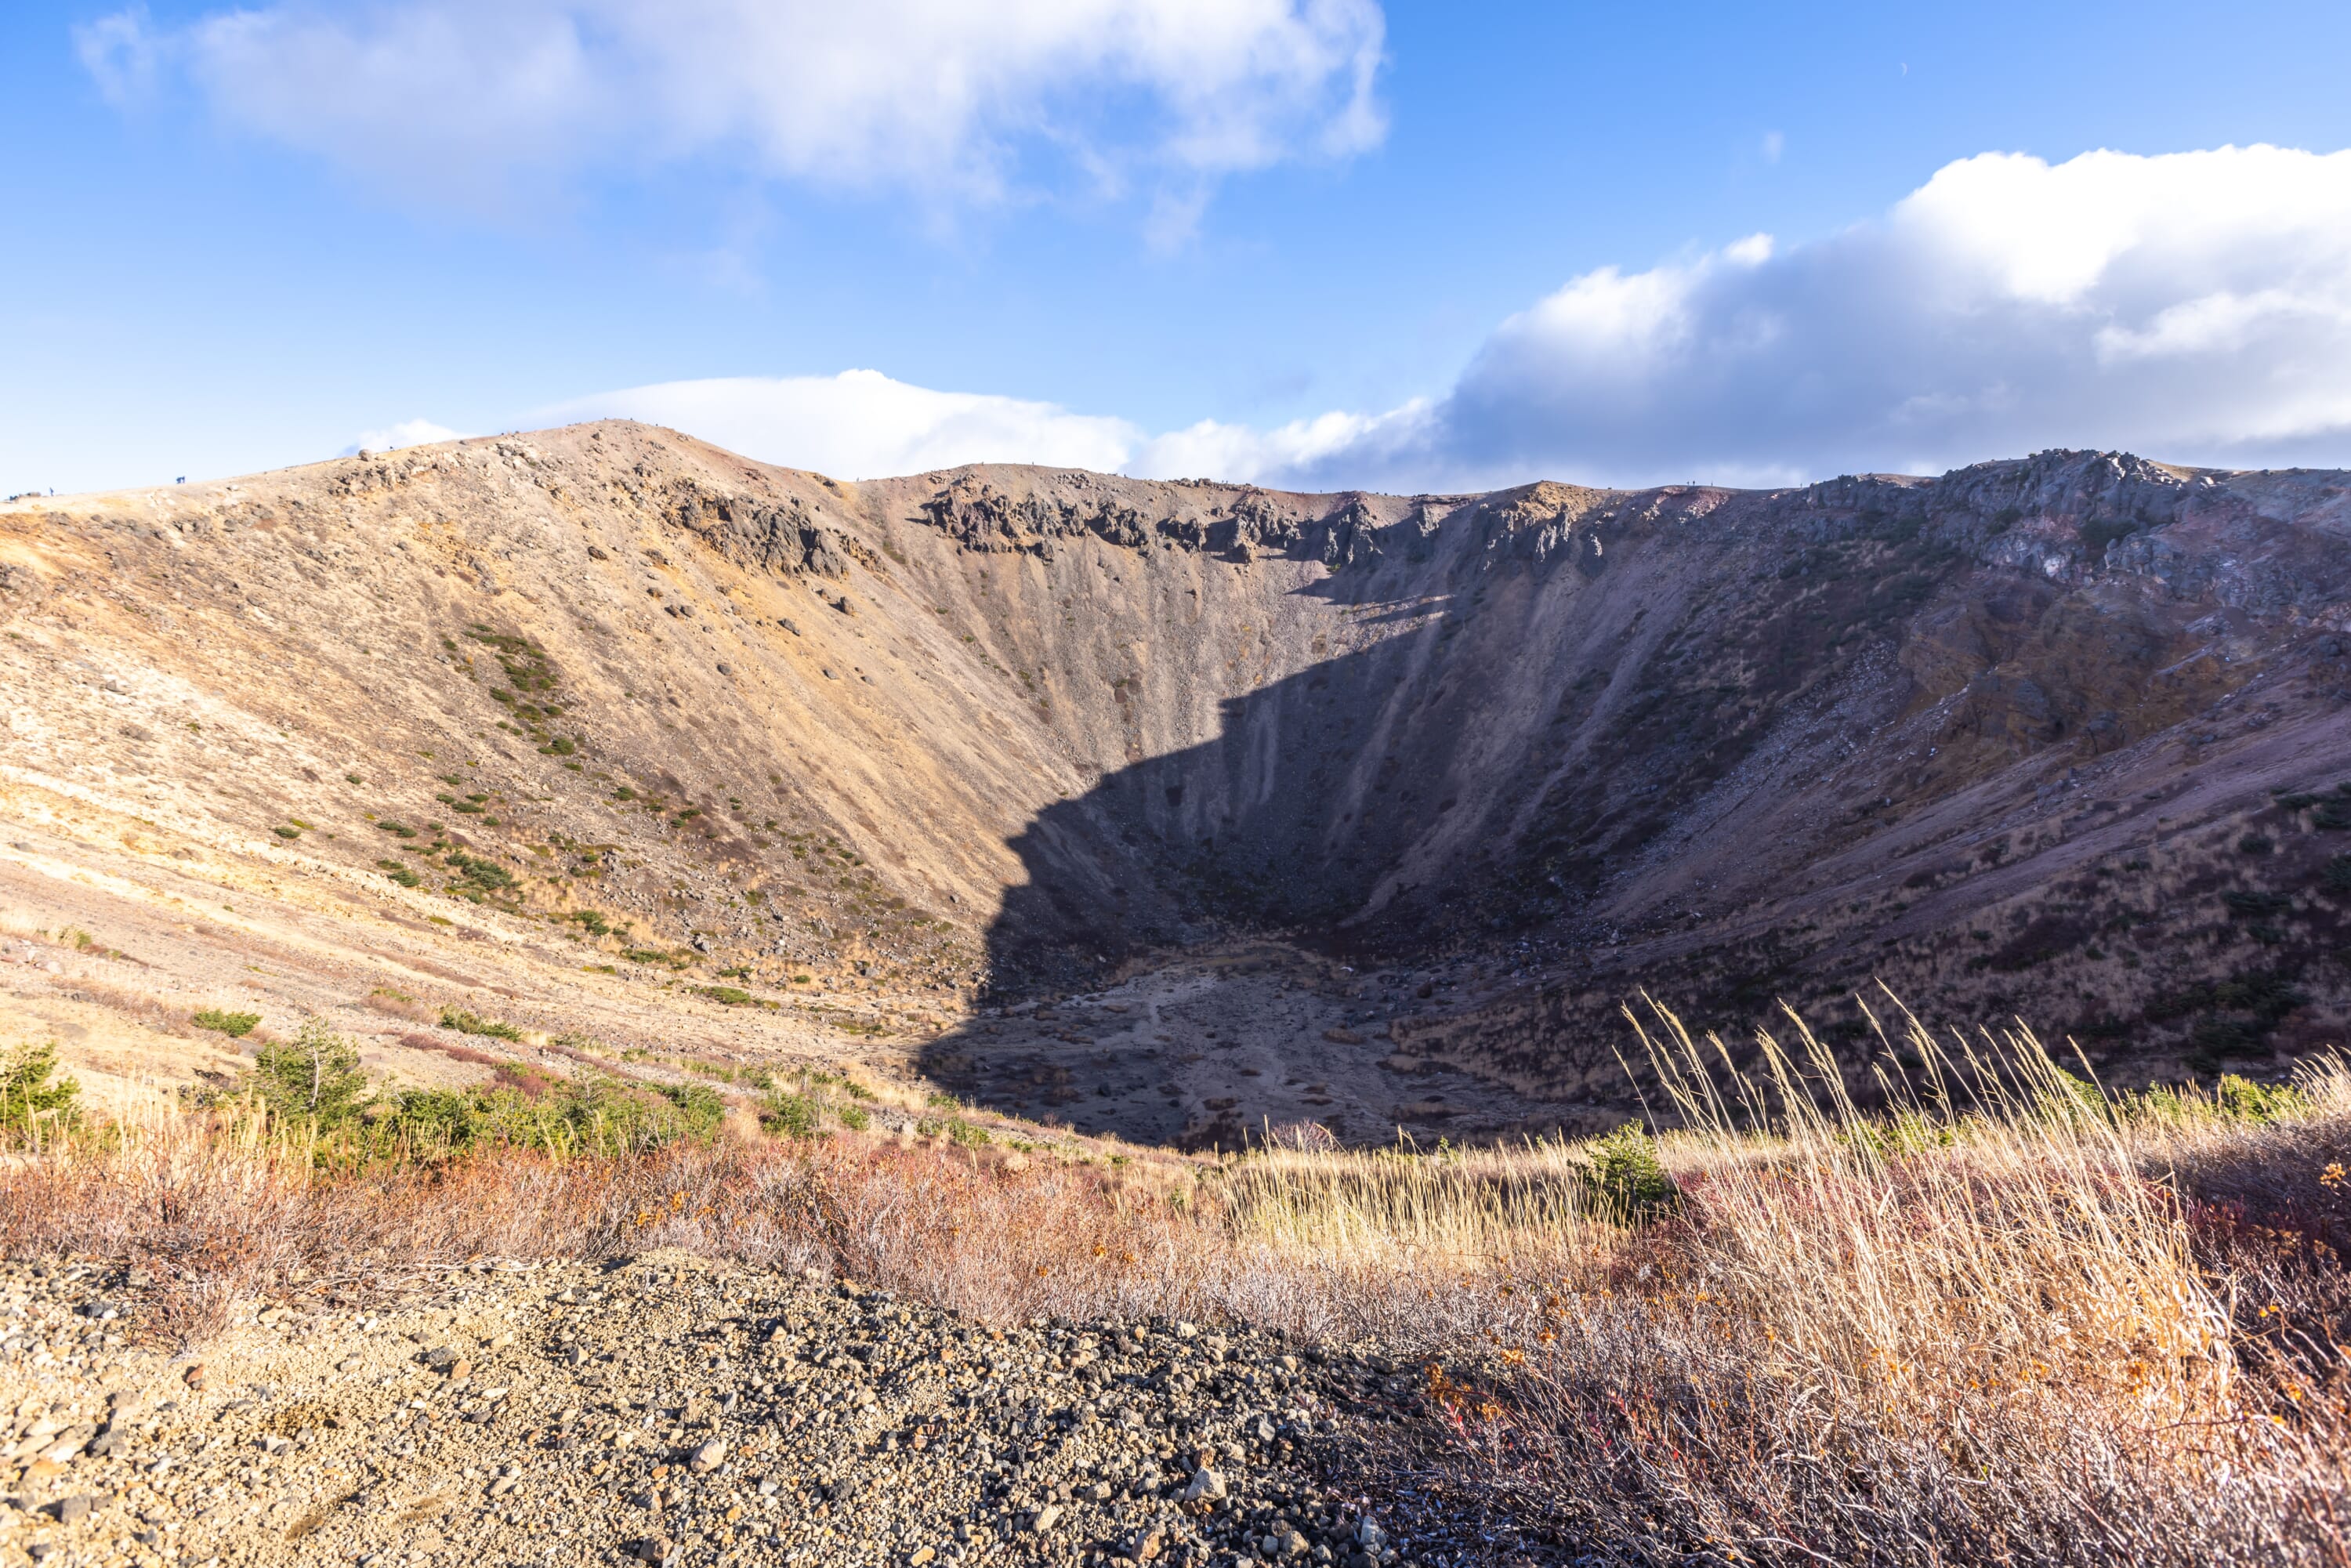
(547, 370, 1438, 487)
(545, 371, 1141, 479)
(505, 145, 2351, 493)
(74, 6, 161, 107)
(1129, 404, 1432, 484)
(342, 418, 465, 455)
(1277, 143, 2351, 489)
(77, 0, 1386, 217)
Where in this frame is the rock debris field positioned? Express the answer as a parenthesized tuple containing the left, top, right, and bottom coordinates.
(0, 1251, 1512, 1568)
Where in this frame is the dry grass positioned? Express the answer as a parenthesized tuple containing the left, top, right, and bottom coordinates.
(2, 1000, 2346, 1564)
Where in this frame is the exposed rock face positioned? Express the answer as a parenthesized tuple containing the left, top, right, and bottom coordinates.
(5, 423, 2350, 1143)
(672, 484, 851, 579)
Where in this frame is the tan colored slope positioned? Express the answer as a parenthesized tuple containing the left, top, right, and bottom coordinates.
(6, 425, 2351, 1148)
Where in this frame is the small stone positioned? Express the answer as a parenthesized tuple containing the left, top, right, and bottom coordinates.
(422, 1346, 458, 1371)
(907, 1549, 936, 1566)
(181, 1364, 206, 1389)
(50, 1494, 96, 1524)
(1181, 1467, 1226, 1502)
(446, 1358, 473, 1382)
(629, 1535, 673, 1564)
(1026, 1503, 1062, 1534)
(688, 1438, 727, 1472)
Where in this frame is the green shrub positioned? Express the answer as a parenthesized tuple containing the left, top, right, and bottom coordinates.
(273, 825, 302, 840)
(1584, 1124, 1679, 1222)
(446, 852, 516, 893)
(0, 1041, 79, 1131)
(440, 1007, 524, 1041)
(193, 1008, 261, 1038)
(837, 1103, 871, 1132)
(947, 1118, 991, 1149)
(760, 1089, 821, 1138)
(567, 909, 612, 936)
(694, 985, 766, 1008)
(377, 821, 417, 838)
(246, 1017, 370, 1126)
(1846, 1107, 1962, 1155)
(2215, 1074, 2304, 1122)
(378, 860, 422, 888)
(368, 1072, 726, 1159)
(538, 736, 577, 756)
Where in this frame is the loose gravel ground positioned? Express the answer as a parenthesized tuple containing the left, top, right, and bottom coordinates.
(0, 1251, 1559, 1568)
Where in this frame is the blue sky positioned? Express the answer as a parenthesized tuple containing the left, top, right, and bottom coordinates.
(7, 0, 2351, 495)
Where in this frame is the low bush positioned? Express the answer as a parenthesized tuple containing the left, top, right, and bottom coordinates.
(191, 1008, 261, 1038)
(0, 1040, 78, 1135)
(440, 1007, 524, 1041)
(446, 851, 515, 893)
(244, 1017, 368, 1125)
(1578, 1122, 1679, 1220)
(759, 1089, 820, 1138)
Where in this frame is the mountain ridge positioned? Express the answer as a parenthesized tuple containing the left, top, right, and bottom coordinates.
(5, 422, 2349, 1144)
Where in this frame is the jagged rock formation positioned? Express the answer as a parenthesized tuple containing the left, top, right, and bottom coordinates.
(5, 424, 2349, 1143)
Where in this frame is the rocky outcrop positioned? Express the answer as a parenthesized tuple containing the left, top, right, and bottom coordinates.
(672, 484, 850, 578)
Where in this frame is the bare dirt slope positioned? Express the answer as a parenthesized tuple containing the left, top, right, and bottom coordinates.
(5, 425, 2350, 1143)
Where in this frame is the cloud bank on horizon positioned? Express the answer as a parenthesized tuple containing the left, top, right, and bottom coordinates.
(519, 144, 2351, 491)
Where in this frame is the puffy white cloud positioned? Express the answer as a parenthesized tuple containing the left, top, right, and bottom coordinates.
(396, 144, 2351, 492)
(1129, 404, 1431, 484)
(548, 371, 1436, 487)
(1400, 143, 2351, 487)
(1101, 144, 2351, 493)
(545, 371, 1140, 479)
(76, 0, 1385, 214)
(342, 418, 465, 454)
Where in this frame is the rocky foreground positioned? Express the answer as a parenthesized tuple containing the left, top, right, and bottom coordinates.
(0, 1252, 1556, 1568)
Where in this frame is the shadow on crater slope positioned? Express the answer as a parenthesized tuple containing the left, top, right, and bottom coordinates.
(918, 451, 2351, 1145)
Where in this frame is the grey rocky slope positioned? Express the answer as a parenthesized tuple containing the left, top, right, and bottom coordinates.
(0, 1253, 1556, 1568)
